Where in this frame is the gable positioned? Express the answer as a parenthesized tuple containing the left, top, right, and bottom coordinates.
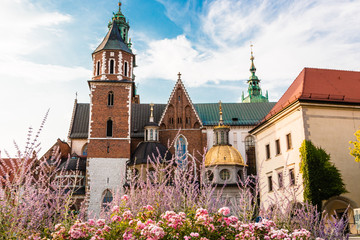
(159, 78, 202, 129)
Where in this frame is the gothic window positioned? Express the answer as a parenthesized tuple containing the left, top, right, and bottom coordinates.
(96, 61, 100, 76)
(109, 59, 115, 74)
(124, 62, 128, 77)
(219, 169, 230, 181)
(178, 96, 181, 102)
(107, 119, 113, 137)
(82, 143, 88, 156)
(155, 130, 158, 141)
(108, 91, 114, 106)
(102, 189, 113, 209)
(175, 136, 187, 169)
(245, 135, 256, 176)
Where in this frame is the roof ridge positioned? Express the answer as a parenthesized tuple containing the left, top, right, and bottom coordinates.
(67, 99, 78, 140)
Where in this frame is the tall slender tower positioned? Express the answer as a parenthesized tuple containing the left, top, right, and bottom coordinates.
(242, 45, 269, 103)
(86, 1, 136, 215)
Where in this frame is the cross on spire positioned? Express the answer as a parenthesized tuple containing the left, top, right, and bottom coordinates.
(178, 72, 182, 80)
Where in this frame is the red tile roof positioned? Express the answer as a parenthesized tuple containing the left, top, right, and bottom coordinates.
(264, 68, 360, 120)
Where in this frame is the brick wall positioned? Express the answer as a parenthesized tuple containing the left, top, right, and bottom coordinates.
(92, 50, 134, 81)
(87, 82, 131, 159)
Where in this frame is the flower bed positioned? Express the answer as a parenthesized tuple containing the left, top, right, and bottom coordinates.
(45, 195, 322, 240)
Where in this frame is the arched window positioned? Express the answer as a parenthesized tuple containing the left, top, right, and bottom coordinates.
(107, 119, 113, 137)
(155, 130, 158, 141)
(150, 129, 153, 141)
(109, 59, 115, 74)
(82, 143, 88, 156)
(124, 62, 128, 77)
(175, 136, 187, 169)
(96, 61, 100, 76)
(108, 91, 114, 106)
(245, 135, 256, 176)
(102, 189, 113, 209)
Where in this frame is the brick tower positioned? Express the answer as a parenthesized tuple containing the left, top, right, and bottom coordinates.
(86, 2, 136, 215)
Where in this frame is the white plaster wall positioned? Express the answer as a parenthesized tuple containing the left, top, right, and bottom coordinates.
(71, 139, 88, 155)
(87, 157, 128, 216)
(304, 104, 360, 209)
(253, 106, 306, 209)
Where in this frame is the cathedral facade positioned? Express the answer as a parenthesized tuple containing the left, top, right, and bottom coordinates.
(65, 3, 274, 215)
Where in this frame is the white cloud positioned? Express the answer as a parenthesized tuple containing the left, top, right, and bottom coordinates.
(136, 0, 360, 101)
(0, 0, 91, 155)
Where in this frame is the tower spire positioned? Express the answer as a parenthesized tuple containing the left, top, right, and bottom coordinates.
(149, 103, 154, 123)
(118, 0, 122, 13)
(219, 101, 223, 126)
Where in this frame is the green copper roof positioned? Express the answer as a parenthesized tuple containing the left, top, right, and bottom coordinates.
(194, 102, 276, 126)
(242, 48, 269, 103)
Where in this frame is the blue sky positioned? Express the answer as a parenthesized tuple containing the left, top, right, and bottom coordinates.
(1, 0, 359, 156)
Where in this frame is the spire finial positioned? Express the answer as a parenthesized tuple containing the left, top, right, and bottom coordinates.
(250, 43, 256, 76)
(178, 72, 182, 80)
(149, 103, 154, 122)
(118, 1, 122, 12)
(219, 100, 223, 126)
(75, 92, 78, 101)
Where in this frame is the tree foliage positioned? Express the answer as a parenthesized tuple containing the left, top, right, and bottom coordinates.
(349, 128, 360, 162)
(299, 140, 347, 211)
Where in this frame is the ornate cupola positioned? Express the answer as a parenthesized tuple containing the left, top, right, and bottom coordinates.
(127, 104, 172, 181)
(144, 104, 159, 142)
(204, 101, 246, 185)
(242, 44, 269, 103)
(108, 1, 131, 48)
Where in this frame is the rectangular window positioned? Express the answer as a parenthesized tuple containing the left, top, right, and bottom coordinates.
(289, 168, 295, 186)
(233, 132, 238, 149)
(277, 172, 283, 189)
(286, 133, 292, 150)
(266, 144, 270, 159)
(268, 175, 273, 192)
(275, 139, 281, 155)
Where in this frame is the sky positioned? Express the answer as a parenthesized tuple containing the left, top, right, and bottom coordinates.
(0, 0, 359, 156)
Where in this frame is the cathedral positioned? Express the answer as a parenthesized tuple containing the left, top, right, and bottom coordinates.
(42, 3, 360, 231)
(52, 2, 274, 214)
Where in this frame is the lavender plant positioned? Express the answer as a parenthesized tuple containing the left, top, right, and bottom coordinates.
(0, 111, 75, 238)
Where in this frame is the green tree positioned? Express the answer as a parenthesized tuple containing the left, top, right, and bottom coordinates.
(299, 140, 347, 211)
(349, 129, 360, 162)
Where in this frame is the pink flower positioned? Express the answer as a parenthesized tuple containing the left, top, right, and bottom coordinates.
(111, 215, 121, 222)
(218, 207, 230, 216)
(144, 204, 154, 211)
(111, 205, 119, 213)
(96, 219, 106, 227)
(121, 195, 129, 201)
(87, 219, 96, 226)
(190, 232, 199, 237)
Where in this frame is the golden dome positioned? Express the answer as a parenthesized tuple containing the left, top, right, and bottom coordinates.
(205, 145, 246, 167)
